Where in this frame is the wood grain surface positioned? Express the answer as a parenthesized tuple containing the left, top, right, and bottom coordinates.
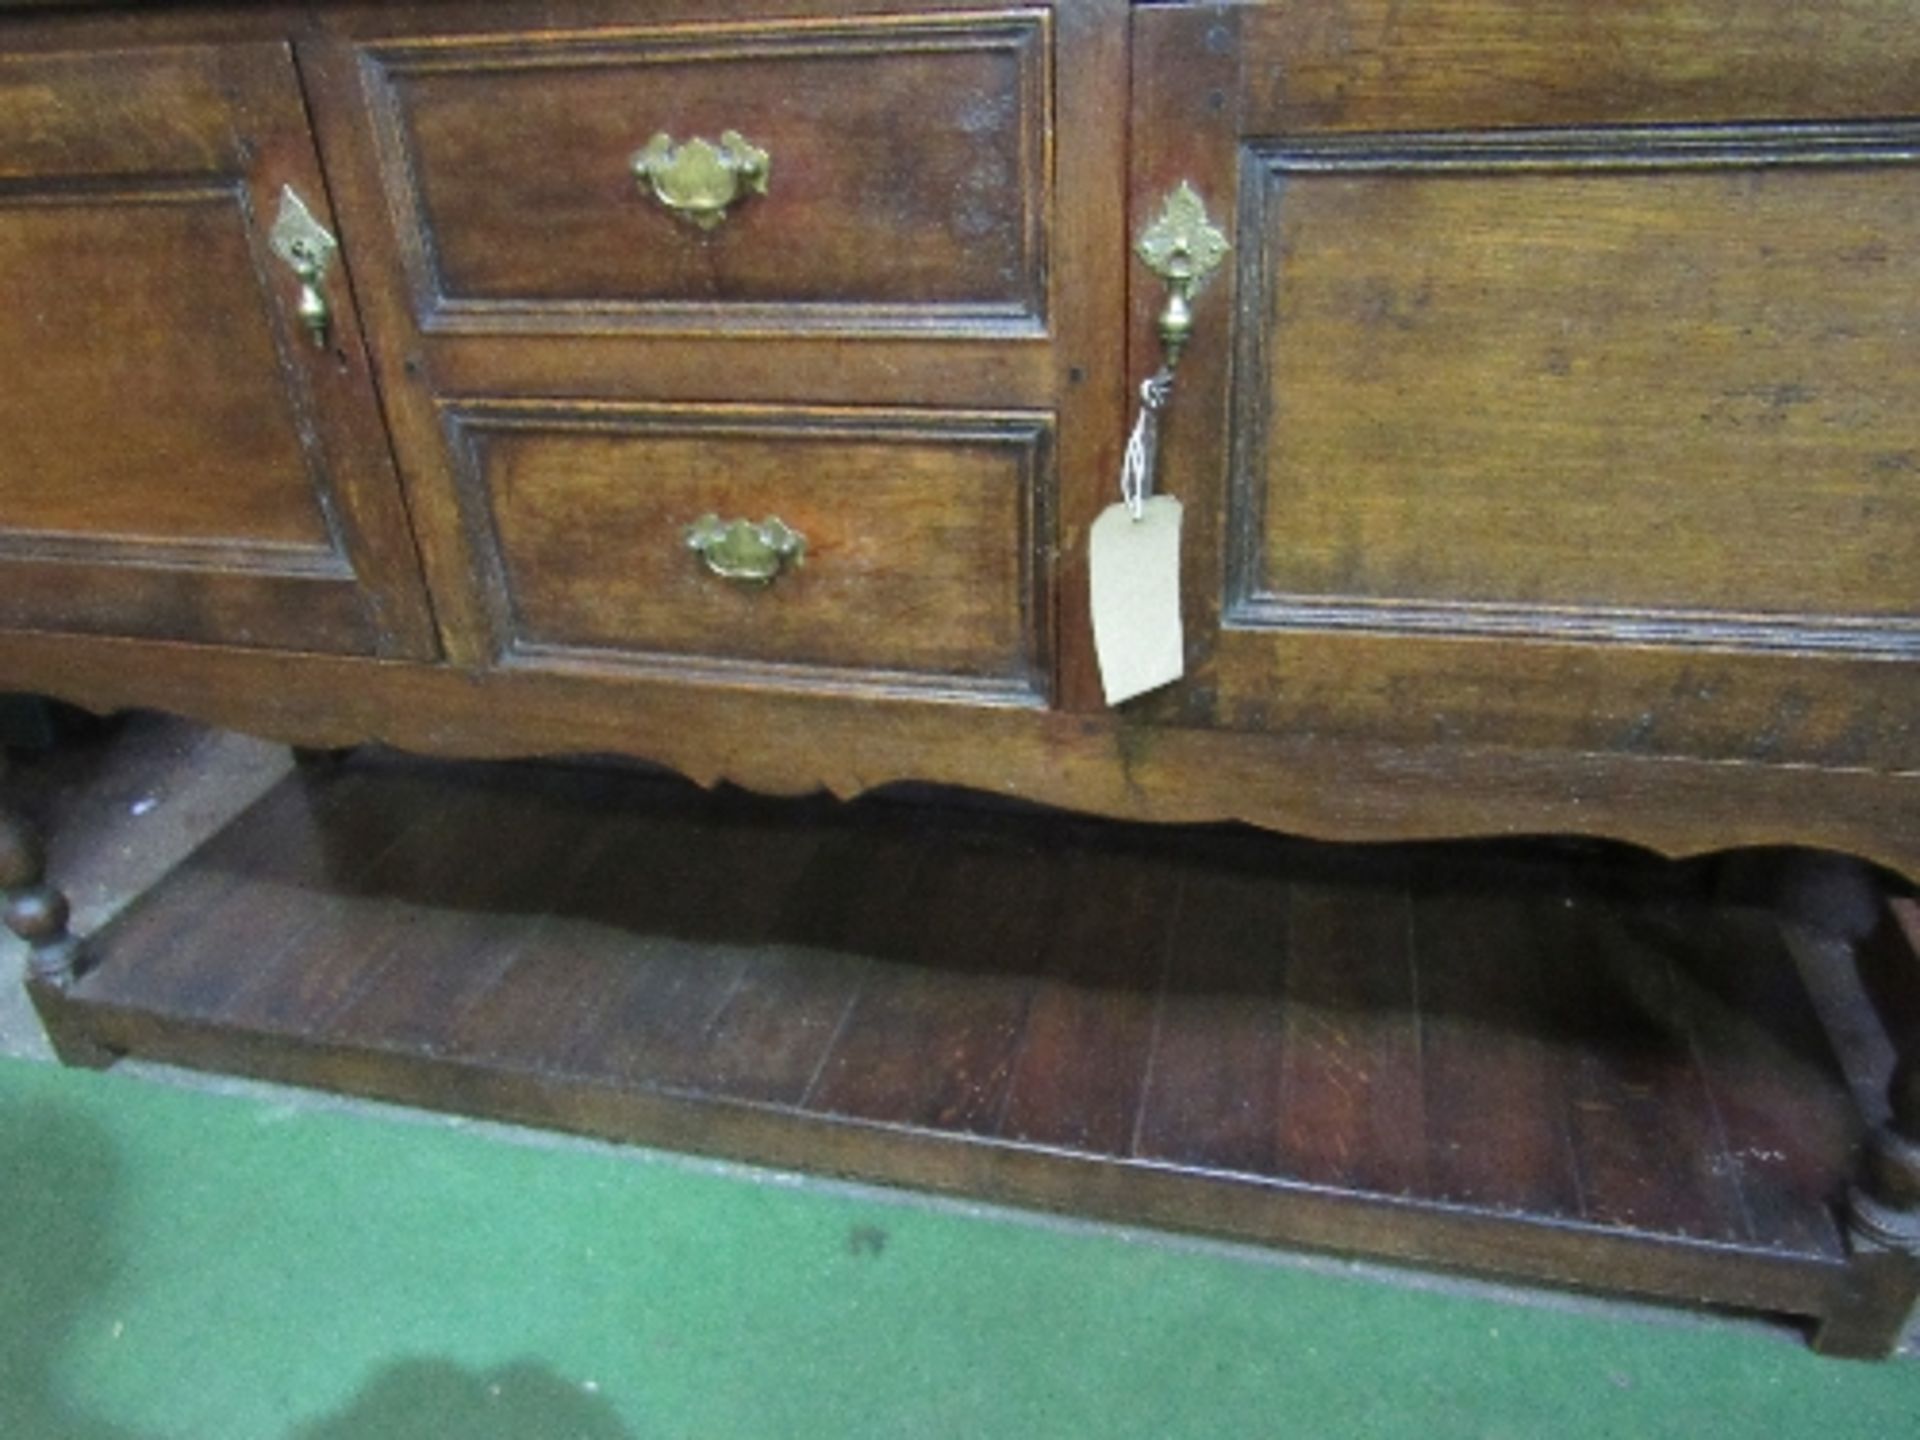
(445, 402, 1051, 699)
(358, 10, 1049, 331)
(0, 40, 437, 657)
(0, 0, 1912, 884)
(47, 750, 1911, 1353)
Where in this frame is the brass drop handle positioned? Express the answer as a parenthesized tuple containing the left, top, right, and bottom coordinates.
(268, 186, 339, 350)
(1120, 183, 1229, 516)
(685, 514, 806, 584)
(1136, 181, 1229, 372)
(630, 131, 771, 230)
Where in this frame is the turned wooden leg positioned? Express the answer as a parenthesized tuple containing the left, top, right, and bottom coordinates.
(0, 803, 82, 988)
(1848, 904, 1920, 1248)
(1819, 898, 1920, 1357)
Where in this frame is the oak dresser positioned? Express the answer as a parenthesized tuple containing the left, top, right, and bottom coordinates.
(0, 0, 1916, 1350)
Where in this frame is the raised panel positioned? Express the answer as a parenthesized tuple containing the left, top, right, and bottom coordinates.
(0, 42, 436, 658)
(1241, 0, 1920, 135)
(357, 10, 1050, 336)
(446, 402, 1051, 702)
(1128, 0, 1920, 770)
(0, 189, 334, 555)
(1229, 127, 1920, 661)
(0, 47, 244, 179)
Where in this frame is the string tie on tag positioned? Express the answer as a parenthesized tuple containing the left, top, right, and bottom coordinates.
(1119, 367, 1174, 521)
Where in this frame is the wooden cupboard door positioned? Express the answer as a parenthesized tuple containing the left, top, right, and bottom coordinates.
(1129, 2, 1920, 771)
(0, 43, 435, 658)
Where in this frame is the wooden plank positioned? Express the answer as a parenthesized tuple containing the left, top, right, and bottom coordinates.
(319, 785, 632, 1053)
(1530, 870, 1755, 1244)
(557, 809, 834, 1093)
(445, 922, 641, 1077)
(78, 771, 420, 1019)
(450, 795, 902, 1088)
(1411, 856, 1587, 1219)
(216, 769, 592, 1033)
(1676, 907, 1859, 1258)
(10, 624, 1920, 887)
(45, 754, 1893, 1346)
(996, 848, 1177, 1154)
(1131, 858, 1288, 1176)
(54, 984, 1858, 1331)
(610, 806, 924, 1107)
(802, 827, 1047, 1133)
(1275, 862, 1427, 1197)
(446, 806, 750, 1076)
(1240, 0, 1920, 135)
(679, 939, 873, 1107)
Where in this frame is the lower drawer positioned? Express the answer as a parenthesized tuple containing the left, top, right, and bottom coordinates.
(443, 402, 1052, 702)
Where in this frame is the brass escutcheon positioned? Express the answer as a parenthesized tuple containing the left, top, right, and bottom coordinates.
(1113, 183, 1230, 519)
(685, 514, 806, 584)
(1135, 182, 1229, 370)
(268, 186, 339, 349)
(630, 131, 771, 230)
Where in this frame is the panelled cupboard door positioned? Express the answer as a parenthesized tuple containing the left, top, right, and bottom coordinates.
(1132, 2, 1920, 772)
(0, 43, 436, 658)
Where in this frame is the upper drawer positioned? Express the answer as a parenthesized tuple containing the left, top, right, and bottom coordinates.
(356, 9, 1050, 337)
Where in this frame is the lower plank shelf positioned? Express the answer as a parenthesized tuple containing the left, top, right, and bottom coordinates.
(32, 751, 1917, 1352)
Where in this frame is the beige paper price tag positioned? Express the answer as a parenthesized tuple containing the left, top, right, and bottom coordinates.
(1089, 495, 1184, 706)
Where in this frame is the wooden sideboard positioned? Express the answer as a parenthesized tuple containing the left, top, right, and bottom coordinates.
(0, 0, 1914, 869)
(0, 0, 1917, 1346)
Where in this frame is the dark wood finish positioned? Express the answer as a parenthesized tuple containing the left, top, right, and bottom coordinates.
(1818, 894, 1920, 1355)
(1412, 867, 1588, 1218)
(0, 0, 1899, 879)
(1847, 901, 1920, 1249)
(1212, 135, 1920, 767)
(1270, 867, 1423, 1195)
(1, 0, 1917, 1356)
(996, 849, 1171, 1153)
(442, 401, 1052, 700)
(1857, 893, 1920, 1046)
(0, 795, 79, 987)
(4, 627, 1918, 887)
(1240, 0, 1920, 135)
(1128, 5, 1920, 778)
(294, 0, 1127, 680)
(1240, 153, 1920, 632)
(0, 41, 436, 658)
(356, 8, 1049, 331)
(1129, 860, 1289, 1178)
(48, 753, 1915, 1353)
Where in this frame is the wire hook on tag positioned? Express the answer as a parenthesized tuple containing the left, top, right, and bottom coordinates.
(1119, 368, 1174, 521)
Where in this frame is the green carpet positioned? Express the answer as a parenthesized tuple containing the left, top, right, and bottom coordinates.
(1, 1055, 1914, 1439)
